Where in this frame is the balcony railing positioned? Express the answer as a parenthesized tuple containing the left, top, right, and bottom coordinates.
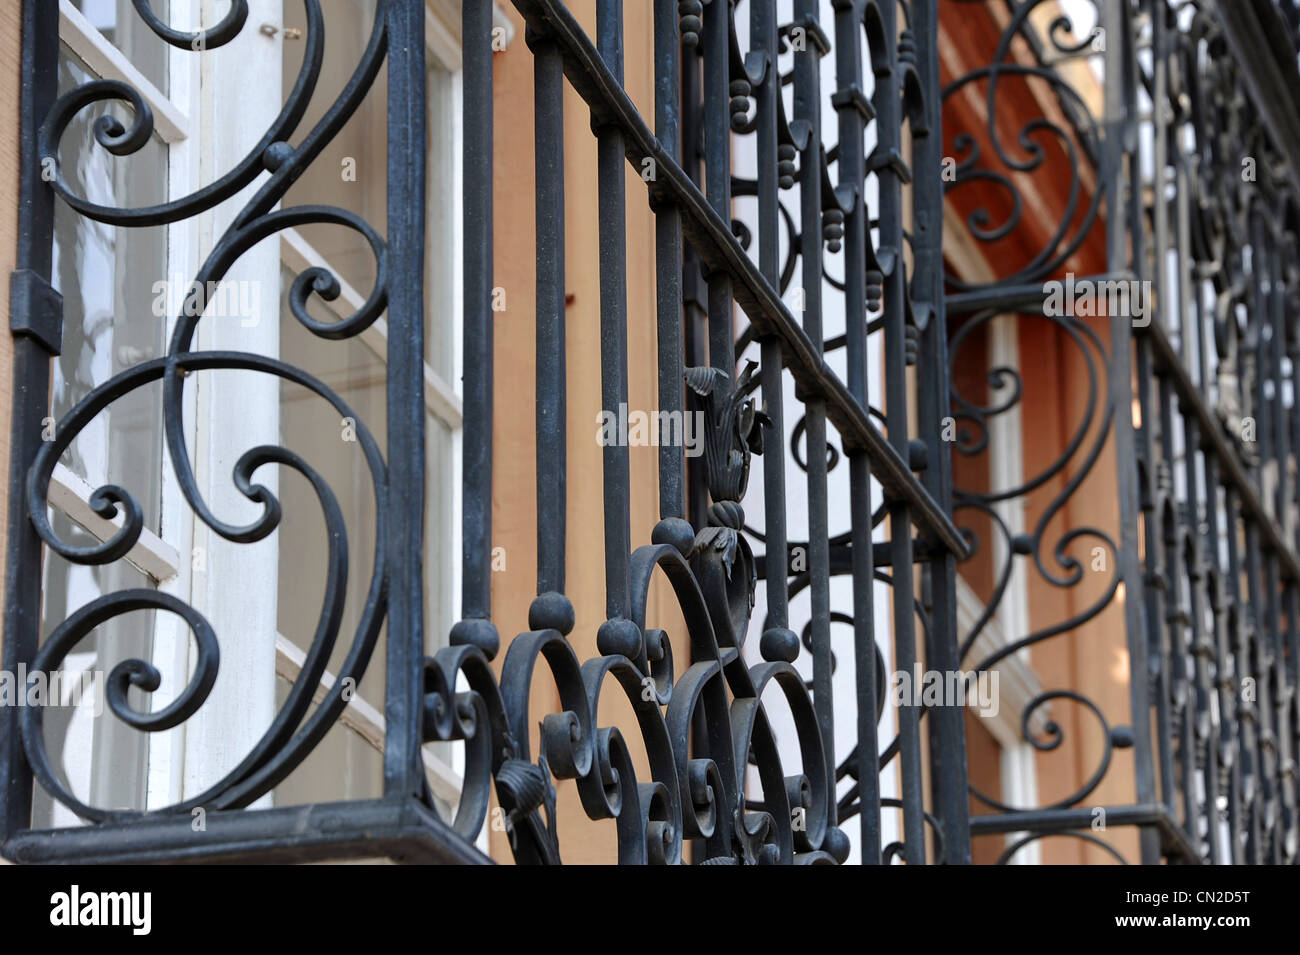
(949, 0, 1300, 863)
(1, 0, 1297, 865)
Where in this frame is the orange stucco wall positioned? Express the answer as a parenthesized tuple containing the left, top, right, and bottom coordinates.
(486, 0, 690, 864)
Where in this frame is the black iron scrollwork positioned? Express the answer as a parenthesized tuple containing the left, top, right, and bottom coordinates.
(23, 0, 390, 819)
(945, 0, 1300, 865)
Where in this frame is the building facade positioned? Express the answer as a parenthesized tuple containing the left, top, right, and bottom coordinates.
(0, 0, 1297, 865)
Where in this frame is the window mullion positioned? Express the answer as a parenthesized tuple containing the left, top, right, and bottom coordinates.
(171, 0, 284, 807)
(146, 0, 205, 810)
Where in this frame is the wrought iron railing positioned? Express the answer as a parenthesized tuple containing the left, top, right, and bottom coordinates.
(1, 0, 976, 865)
(451, 0, 968, 864)
(3, 0, 1298, 865)
(948, 0, 1300, 864)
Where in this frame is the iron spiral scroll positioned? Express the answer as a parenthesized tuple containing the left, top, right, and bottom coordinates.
(433, 360, 843, 864)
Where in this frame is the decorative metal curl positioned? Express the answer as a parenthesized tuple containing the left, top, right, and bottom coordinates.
(40, 1, 332, 227)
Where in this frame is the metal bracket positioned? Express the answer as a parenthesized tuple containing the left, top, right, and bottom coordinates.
(9, 269, 62, 356)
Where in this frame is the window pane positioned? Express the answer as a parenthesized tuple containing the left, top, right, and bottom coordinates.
(72, 0, 170, 96)
(270, 674, 383, 806)
(51, 46, 167, 533)
(34, 43, 174, 827)
(425, 63, 459, 386)
(276, 267, 387, 709)
(282, 0, 385, 300)
(35, 518, 158, 827)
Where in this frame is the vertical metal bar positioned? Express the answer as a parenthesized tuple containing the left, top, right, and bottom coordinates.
(1156, 372, 1193, 836)
(1181, 403, 1217, 858)
(0, 0, 59, 842)
(1291, 328, 1300, 557)
(1148, 5, 1178, 817)
(383, 0, 428, 797)
(1281, 583, 1300, 857)
(459, 0, 496, 629)
(753, 0, 790, 635)
(1225, 488, 1260, 863)
(596, 0, 632, 622)
(1132, 35, 1171, 819)
(912, 0, 970, 864)
(1263, 551, 1283, 862)
(679, 13, 711, 865)
(1103, 0, 1161, 864)
(794, 0, 836, 831)
(1242, 519, 1263, 862)
(654, 0, 686, 522)
(1159, 376, 1180, 815)
(450, 0, 503, 691)
(1132, 0, 1166, 839)
(873, 0, 924, 865)
(1142, 367, 1175, 817)
(1171, 85, 1219, 858)
(533, 32, 567, 599)
(703, 0, 735, 383)
(680, 35, 711, 536)
(832, 0, 881, 864)
(1205, 455, 1242, 863)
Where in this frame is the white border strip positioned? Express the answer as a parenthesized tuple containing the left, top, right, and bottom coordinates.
(279, 227, 464, 429)
(49, 462, 183, 582)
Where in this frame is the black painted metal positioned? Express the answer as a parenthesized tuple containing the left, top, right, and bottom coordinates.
(947, 0, 1300, 863)
(4, 0, 1297, 865)
(1, 0, 59, 848)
